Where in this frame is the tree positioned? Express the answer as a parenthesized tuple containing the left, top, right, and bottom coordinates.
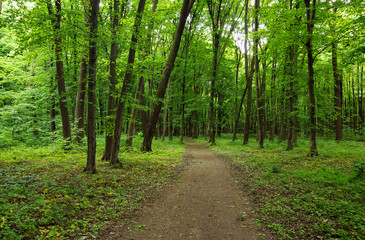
(84, 0, 101, 174)
(110, 0, 147, 165)
(331, 7, 343, 141)
(47, 0, 72, 144)
(206, 0, 243, 145)
(242, 0, 252, 145)
(304, 0, 319, 156)
(74, 0, 89, 143)
(141, 0, 195, 152)
(253, 0, 264, 148)
(102, 0, 124, 159)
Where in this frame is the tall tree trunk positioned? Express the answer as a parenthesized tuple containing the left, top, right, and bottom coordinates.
(208, 31, 219, 145)
(102, 0, 123, 160)
(110, 0, 146, 165)
(304, 0, 318, 156)
(141, 0, 195, 151)
(253, 0, 263, 148)
(84, 0, 100, 174)
(286, 44, 298, 151)
(47, 0, 72, 143)
(126, 0, 158, 147)
(243, 0, 251, 145)
(332, 8, 343, 140)
(74, 0, 89, 143)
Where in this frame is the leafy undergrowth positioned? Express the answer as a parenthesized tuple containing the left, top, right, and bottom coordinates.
(0, 135, 185, 239)
(205, 134, 365, 239)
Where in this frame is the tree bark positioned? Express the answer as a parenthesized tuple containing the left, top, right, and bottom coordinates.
(47, 0, 72, 144)
(141, 0, 195, 151)
(304, 0, 318, 156)
(286, 45, 298, 151)
(84, 0, 100, 174)
(75, 0, 89, 143)
(110, 0, 146, 165)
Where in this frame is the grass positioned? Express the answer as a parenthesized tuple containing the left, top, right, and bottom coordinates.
(204, 134, 365, 239)
(0, 135, 186, 239)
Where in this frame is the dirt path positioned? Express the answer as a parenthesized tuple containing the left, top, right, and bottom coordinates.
(102, 139, 266, 240)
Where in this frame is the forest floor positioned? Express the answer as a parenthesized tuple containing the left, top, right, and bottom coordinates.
(99, 139, 270, 240)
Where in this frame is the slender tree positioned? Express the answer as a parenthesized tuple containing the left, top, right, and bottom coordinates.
(253, 0, 264, 148)
(331, 7, 343, 140)
(304, 0, 319, 156)
(47, 0, 72, 143)
(110, 0, 147, 165)
(74, 0, 89, 143)
(243, 0, 252, 145)
(102, 0, 125, 159)
(84, 0, 101, 173)
(126, 0, 159, 148)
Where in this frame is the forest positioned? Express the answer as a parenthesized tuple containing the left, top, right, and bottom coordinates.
(0, 0, 364, 239)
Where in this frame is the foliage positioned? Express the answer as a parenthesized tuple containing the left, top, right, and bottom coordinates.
(0, 135, 185, 239)
(207, 134, 365, 239)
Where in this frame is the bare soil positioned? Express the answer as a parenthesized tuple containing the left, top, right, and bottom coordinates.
(100, 139, 270, 240)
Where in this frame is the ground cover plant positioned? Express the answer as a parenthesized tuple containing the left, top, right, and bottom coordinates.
(205, 134, 365, 239)
(0, 135, 185, 239)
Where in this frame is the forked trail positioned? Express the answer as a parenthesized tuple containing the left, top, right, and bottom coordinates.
(102, 139, 267, 240)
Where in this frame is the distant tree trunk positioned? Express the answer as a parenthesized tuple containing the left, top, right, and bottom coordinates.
(233, 86, 248, 142)
(47, 0, 72, 143)
(50, 89, 56, 133)
(304, 0, 318, 156)
(84, 0, 100, 174)
(192, 72, 199, 139)
(141, 0, 195, 151)
(181, 42, 188, 142)
(278, 85, 286, 143)
(110, 0, 146, 165)
(243, 0, 251, 145)
(162, 79, 170, 141)
(208, 30, 219, 144)
(360, 66, 364, 129)
(169, 99, 173, 141)
(332, 8, 343, 140)
(74, 0, 89, 143)
(233, 47, 242, 141)
(126, 74, 147, 147)
(269, 59, 277, 141)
